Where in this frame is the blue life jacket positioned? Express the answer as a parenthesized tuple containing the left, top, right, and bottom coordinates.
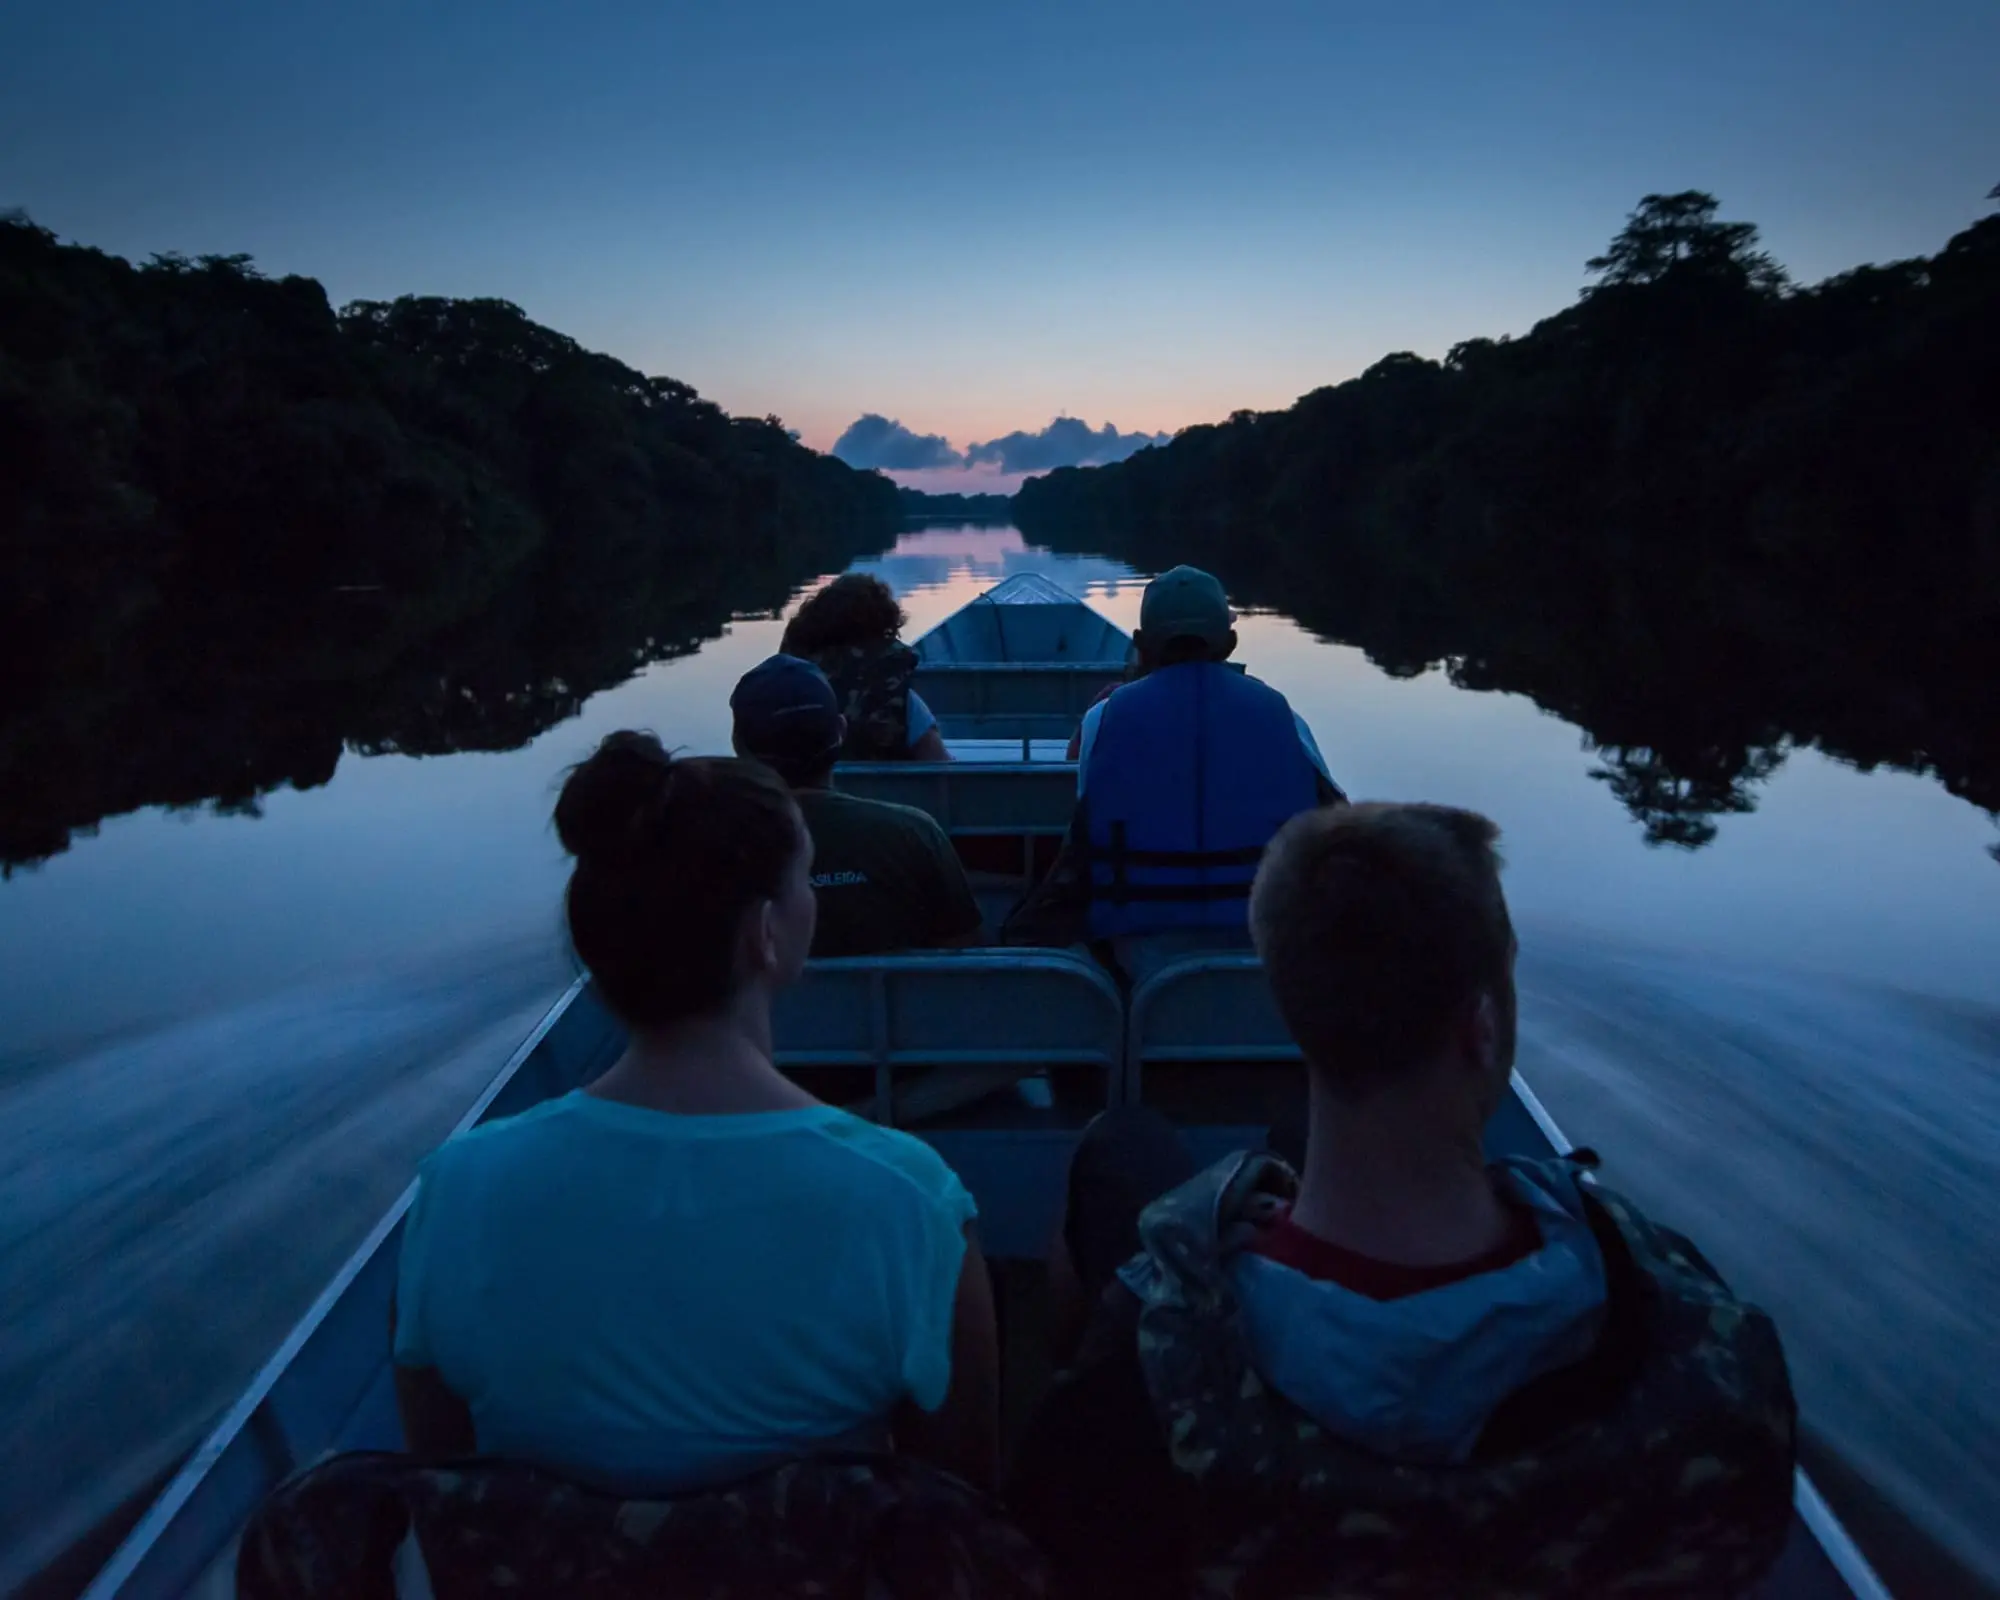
(1080, 662, 1322, 938)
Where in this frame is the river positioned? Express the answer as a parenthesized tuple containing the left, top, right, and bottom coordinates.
(1, 523, 1995, 1594)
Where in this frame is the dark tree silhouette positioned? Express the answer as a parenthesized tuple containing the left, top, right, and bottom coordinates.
(1017, 195, 2000, 856)
(1585, 191, 1788, 294)
(897, 488, 1014, 520)
(1588, 746, 1788, 851)
(0, 218, 902, 870)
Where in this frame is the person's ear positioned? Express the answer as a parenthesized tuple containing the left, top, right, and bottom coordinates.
(835, 713, 848, 743)
(745, 898, 779, 979)
(1218, 630, 1239, 661)
(1458, 991, 1502, 1077)
(1464, 992, 1496, 1080)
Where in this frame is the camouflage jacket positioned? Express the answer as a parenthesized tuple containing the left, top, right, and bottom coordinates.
(239, 1449, 1048, 1600)
(808, 640, 919, 760)
(1129, 1151, 1798, 1599)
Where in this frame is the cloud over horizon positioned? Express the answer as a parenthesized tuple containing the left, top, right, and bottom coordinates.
(831, 413, 1171, 478)
(830, 414, 964, 471)
(963, 417, 1171, 474)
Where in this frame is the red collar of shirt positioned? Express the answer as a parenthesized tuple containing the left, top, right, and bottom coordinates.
(1245, 1203, 1543, 1301)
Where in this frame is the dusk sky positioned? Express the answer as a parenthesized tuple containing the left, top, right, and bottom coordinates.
(5, 0, 1995, 487)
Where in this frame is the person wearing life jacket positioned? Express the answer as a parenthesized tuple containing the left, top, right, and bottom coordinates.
(1007, 802, 1797, 1599)
(1072, 566, 1341, 978)
(781, 573, 951, 762)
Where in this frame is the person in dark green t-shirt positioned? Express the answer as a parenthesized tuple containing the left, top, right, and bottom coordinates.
(731, 655, 984, 958)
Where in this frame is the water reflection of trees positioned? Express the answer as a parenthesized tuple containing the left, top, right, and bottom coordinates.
(1021, 194, 2000, 854)
(0, 218, 898, 872)
(0, 525, 893, 874)
(1587, 747, 1787, 851)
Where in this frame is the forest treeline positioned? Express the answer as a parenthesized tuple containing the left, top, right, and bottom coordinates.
(896, 488, 1014, 520)
(1016, 194, 2000, 851)
(0, 216, 901, 869)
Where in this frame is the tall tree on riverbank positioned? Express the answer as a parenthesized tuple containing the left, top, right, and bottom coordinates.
(1017, 197, 2000, 853)
(1584, 190, 1788, 293)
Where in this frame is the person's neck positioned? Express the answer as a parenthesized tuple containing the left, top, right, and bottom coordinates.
(587, 993, 817, 1116)
(1286, 1069, 1511, 1268)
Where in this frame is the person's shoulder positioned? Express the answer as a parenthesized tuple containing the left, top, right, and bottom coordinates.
(877, 795, 951, 835)
(809, 1111, 972, 1211)
(417, 1094, 585, 1192)
(807, 786, 915, 823)
(433, 1093, 580, 1159)
(1234, 665, 1292, 703)
(1579, 1176, 1734, 1291)
(825, 789, 954, 846)
(1077, 693, 1113, 742)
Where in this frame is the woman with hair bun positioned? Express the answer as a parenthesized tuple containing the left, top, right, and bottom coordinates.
(389, 731, 998, 1496)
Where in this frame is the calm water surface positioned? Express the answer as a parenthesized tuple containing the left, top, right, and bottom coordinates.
(1, 525, 1995, 1591)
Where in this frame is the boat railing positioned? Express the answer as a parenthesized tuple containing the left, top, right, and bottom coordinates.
(940, 738, 1077, 763)
(1125, 954, 1300, 1100)
(774, 951, 1126, 1257)
(912, 663, 1126, 741)
(833, 759, 1078, 838)
(775, 951, 1122, 1121)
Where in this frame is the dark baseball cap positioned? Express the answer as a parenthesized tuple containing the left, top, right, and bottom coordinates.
(1139, 565, 1233, 647)
(730, 655, 844, 770)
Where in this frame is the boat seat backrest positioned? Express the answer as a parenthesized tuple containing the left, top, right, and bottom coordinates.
(773, 952, 1128, 1256)
(832, 761, 1079, 834)
(1124, 954, 1300, 1102)
(910, 666, 1128, 741)
(773, 951, 1125, 1123)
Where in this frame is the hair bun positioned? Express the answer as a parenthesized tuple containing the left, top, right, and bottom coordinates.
(554, 731, 677, 861)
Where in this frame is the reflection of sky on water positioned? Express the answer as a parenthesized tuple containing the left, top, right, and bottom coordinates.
(845, 524, 1140, 617)
(0, 523, 1993, 1061)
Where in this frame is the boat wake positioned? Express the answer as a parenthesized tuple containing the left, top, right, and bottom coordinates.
(0, 940, 567, 1595)
(1516, 929, 2000, 1593)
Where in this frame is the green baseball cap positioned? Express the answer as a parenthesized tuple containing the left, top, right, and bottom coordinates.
(1139, 565, 1234, 646)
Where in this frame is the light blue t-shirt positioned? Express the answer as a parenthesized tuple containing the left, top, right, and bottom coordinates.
(394, 1091, 976, 1495)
